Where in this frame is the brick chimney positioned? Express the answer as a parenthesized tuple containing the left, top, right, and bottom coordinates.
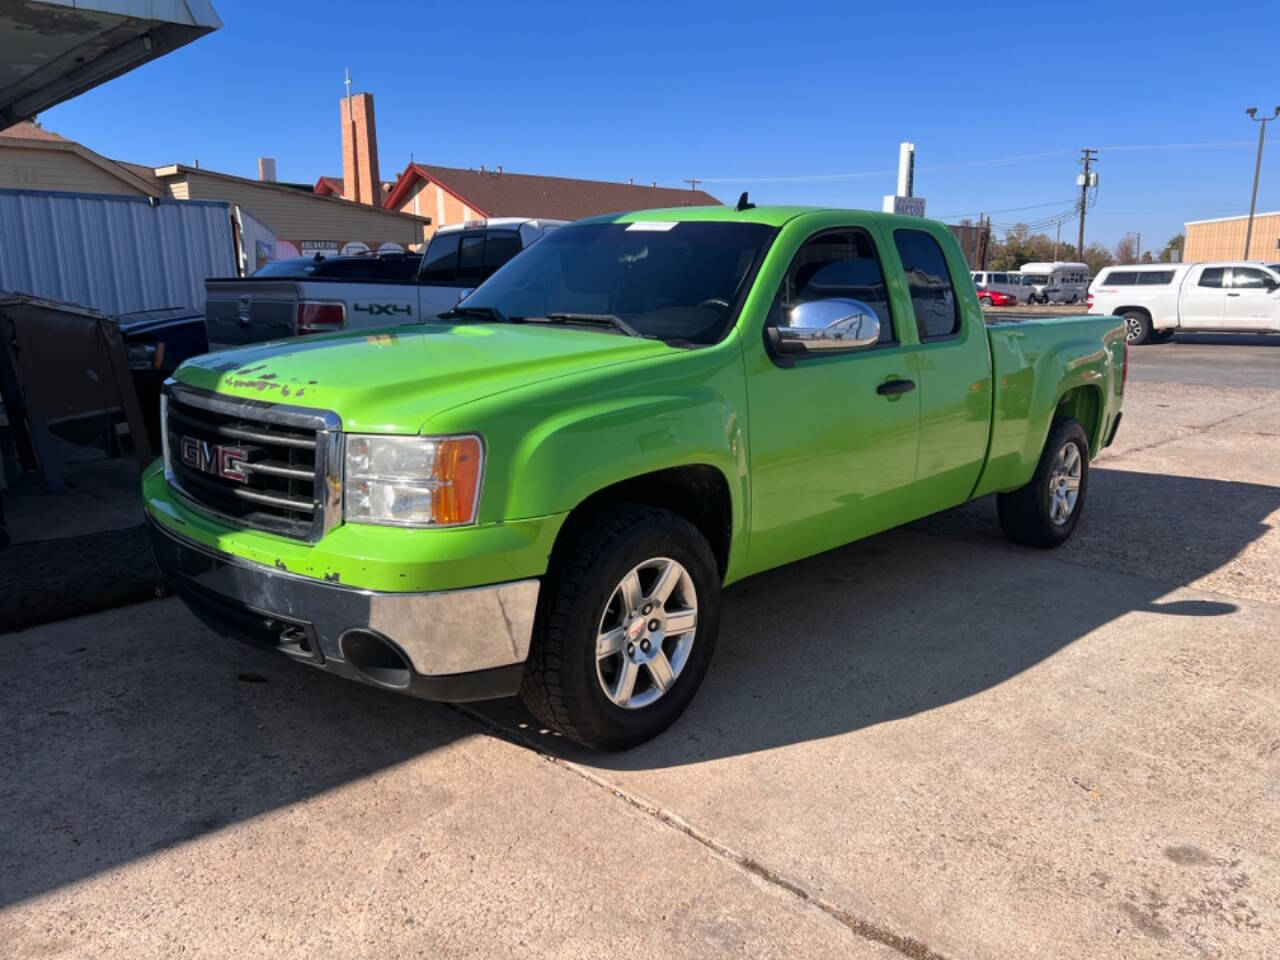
(340, 91, 380, 205)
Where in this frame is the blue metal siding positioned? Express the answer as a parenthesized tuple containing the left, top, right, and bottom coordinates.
(0, 189, 235, 314)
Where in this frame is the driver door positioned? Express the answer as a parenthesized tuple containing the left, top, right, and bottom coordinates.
(744, 227, 921, 575)
(1224, 266, 1280, 331)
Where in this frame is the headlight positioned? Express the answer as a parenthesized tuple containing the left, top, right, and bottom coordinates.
(344, 434, 484, 527)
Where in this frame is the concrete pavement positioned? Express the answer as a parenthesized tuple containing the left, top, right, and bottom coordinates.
(2, 340, 1278, 958)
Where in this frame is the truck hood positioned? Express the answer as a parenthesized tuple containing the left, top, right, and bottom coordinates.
(175, 322, 674, 432)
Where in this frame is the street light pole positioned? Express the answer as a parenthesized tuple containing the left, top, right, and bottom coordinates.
(1244, 106, 1280, 259)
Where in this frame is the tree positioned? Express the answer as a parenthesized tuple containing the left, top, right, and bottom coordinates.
(1080, 243, 1114, 276)
(1158, 234, 1184, 263)
(1113, 236, 1138, 264)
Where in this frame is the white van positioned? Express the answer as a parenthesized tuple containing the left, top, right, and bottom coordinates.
(1088, 261, 1280, 343)
(970, 270, 1023, 303)
(1020, 261, 1089, 304)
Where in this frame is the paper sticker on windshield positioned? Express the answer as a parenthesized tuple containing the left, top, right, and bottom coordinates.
(625, 221, 678, 232)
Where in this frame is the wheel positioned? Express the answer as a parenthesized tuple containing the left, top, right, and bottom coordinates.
(520, 504, 721, 750)
(1121, 310, 1152, 345)
(1068, 294, 1078, 304)
(997, 418, 1089, 548)
(979, 295, 993, 306)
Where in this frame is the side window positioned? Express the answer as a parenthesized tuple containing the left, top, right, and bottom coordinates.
(1198, 267, 1225, 289)
(456, 233, 485, 284)
(769, 228, 896, 345)
(419, 233, 460, 284)
(992, 273, 1007, 283)
(1230, 267, 1269, 289)
(481, 231, 523, 280)
(893, 229, 960, 340)
(1137, 270, 1174, 286)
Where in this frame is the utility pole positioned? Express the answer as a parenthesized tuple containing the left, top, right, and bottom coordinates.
(683, 178, 701, 191)
(1076, 147, 1098, 259)
(1053, 220, 1062, 261)
(1244, 106, 1280, 258)
(1136, 230, 1141, 262)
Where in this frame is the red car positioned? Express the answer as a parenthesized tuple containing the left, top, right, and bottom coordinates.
(977, 288, 1018, 307)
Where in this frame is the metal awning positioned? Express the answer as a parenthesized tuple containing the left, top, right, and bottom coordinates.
(0, 0, 222, 127)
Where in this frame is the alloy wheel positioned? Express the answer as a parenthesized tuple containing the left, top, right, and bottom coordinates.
(1047, 441, 1082, 525)
(595, 557, 698, 710)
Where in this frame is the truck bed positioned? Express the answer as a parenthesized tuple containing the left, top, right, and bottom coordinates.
(975, 312, 1125, 498)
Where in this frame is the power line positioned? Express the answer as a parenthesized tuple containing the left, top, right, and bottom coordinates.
(678, 139, 1279, 188)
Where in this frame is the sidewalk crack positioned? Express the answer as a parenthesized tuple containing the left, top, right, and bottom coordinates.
(452, 703, 948, 960)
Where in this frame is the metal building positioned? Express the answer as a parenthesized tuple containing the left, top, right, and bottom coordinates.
(0, 188, 235, 313)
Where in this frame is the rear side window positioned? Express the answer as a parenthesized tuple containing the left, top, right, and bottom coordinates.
(457, 234, 485, 284)
(1198, 267, 1225, 289)
(481, 231, 523, 279)
(770, 228, 896, 344)
(1102, 271, 1135, 285)
(1137, 270, 1175, 285)
(893, 229, 960, 340)
(419, 233, 461, 283)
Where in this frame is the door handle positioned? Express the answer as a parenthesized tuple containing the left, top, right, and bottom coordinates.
(1227, 292, 1241, 297)
(876, 379, 916, 396)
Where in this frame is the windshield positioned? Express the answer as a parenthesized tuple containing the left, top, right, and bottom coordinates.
(452, 220, 777, 345)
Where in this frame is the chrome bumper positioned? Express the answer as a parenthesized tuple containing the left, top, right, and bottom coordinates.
(148, 516, 540, 702)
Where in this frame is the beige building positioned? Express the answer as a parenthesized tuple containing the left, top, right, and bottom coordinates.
(1185, 211, 1280, 262)
(0, 121, 429, 266)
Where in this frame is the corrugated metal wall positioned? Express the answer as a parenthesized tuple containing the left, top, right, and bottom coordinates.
(0, 189, 235, 314)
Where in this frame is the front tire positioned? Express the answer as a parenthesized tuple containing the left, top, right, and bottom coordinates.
(980, 295, 993, 306)
(997, 418, 1090, 548)
(1122, 310, 1153, 344)
(520, 504, 721, 750)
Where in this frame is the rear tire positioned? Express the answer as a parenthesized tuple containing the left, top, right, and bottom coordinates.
(997, 418, 1090, 548)
(980, 295, 993, 306)
(1122, 310, 1153, 345)
(520, 504, 721, 750)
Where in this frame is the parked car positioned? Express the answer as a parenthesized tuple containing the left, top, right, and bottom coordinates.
(1088, 261, 1280, 343)
(971, 270, 1022, 303)
(120, 307, 210, 450)
(203, 218, 564, 347)
(147, 206, 1126, 750)
(250, 252, 423, 281)
(1020, 261, 1089, 304)
(977, 288, 1018, 307)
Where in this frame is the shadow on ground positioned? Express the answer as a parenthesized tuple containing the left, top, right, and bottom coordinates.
(1, 468, 1276, 907)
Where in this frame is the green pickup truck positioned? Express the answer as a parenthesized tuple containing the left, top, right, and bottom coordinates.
(147, 205, 1126, 749)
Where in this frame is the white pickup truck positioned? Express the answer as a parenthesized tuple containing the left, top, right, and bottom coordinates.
(1089, 260, 1280, 344)
(204, 218, 563, 347)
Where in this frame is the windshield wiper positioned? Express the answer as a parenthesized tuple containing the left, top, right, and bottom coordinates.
(531, 312, 645, 338)
(436, 304, 508, 323)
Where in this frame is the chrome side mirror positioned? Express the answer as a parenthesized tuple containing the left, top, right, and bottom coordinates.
(773, 298, 881, 355)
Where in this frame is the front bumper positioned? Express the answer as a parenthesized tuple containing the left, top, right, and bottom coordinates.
(149, 516, 540, 702)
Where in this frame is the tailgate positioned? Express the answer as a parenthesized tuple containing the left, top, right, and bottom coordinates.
(205, 279, 299, 346)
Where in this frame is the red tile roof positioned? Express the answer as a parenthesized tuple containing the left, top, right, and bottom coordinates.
(383, 163, 720, 219)
(315, 175, 391, 204)
(0, 121, 68, 142)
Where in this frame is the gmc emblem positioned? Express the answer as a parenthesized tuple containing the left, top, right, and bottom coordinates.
(181, 436, 249, 483)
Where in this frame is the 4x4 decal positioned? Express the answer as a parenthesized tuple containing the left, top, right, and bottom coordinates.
(354, 303, 413, 317)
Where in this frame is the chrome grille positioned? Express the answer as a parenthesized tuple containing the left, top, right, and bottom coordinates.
(162, 382, 342, 541)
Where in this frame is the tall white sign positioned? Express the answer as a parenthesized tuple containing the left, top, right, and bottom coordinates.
(883, 141, 925, 217)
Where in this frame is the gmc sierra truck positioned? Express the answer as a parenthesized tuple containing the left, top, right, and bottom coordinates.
(204, 218, 563, 347)
(148, 204, 1126, 749)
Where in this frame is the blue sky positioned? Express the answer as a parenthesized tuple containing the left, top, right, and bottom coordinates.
(40, 0, 1280, 253)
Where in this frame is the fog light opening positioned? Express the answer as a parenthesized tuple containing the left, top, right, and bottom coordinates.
(340, 629, 411, 689)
